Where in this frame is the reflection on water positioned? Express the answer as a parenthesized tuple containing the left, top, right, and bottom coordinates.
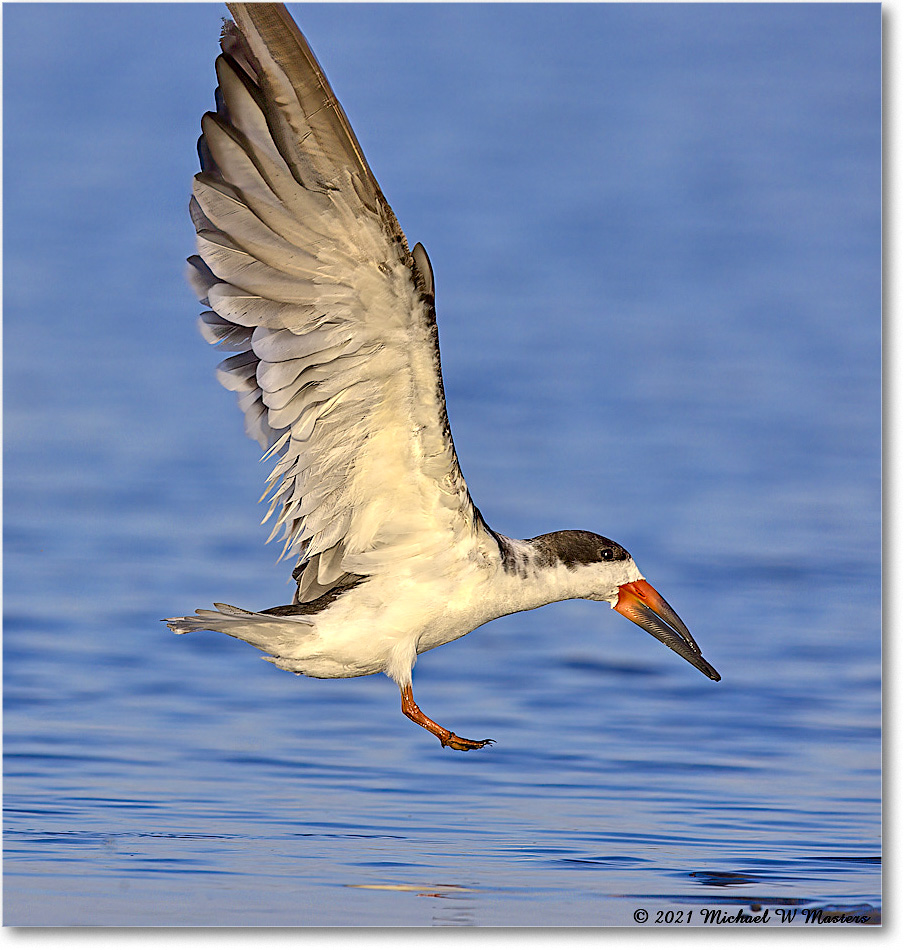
(3, 1, 879, 927)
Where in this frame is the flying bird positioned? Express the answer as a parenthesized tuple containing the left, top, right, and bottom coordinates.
(167, 2, 720, 751)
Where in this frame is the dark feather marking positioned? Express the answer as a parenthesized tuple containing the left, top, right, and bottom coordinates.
(261, 575, 366, 617)
(532, 531, 630, 568)
(495, 530, 630, 576)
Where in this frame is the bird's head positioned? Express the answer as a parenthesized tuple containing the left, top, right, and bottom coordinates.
(530, 530, 720, 682)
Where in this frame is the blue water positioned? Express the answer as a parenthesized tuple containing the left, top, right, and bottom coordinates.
(3, 2, 880, 928)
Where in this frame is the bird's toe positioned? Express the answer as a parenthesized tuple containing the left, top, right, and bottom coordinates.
(442, 735, 495, 752)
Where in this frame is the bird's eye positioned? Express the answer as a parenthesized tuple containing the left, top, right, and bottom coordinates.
(601, 549, 614, 561)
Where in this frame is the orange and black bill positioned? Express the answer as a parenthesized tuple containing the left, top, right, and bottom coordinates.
(615, 579, 720, 681)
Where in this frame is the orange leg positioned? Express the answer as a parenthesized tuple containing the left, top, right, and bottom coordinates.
(400, 683, 494, 751)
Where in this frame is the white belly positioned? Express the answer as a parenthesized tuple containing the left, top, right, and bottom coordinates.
(275, 565, 498, 682)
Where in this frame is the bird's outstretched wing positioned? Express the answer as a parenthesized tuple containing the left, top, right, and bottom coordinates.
(189, 2, 492, 601)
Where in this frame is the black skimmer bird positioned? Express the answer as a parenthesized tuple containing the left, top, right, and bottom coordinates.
(167, 2, 720, 751)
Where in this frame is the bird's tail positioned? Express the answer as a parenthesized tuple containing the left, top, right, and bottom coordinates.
(165, 603, 315, 654)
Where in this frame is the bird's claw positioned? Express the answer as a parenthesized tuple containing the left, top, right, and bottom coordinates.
(440, 734, 495, 752)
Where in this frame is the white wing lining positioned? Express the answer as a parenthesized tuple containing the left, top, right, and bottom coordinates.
(189, 3, 492, 599)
